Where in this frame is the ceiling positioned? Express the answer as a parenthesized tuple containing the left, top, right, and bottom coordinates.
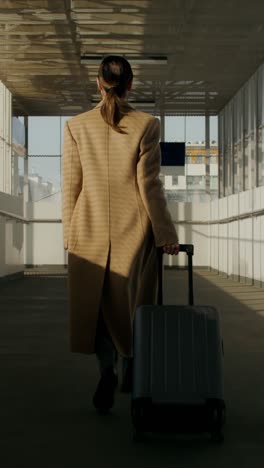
(1, 0, 264, 116)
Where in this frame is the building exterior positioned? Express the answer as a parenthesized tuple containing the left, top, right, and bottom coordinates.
(162, 143, 218, 202)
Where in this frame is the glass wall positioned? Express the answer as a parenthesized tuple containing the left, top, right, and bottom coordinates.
(26, 113, 219, 205)
(28, 116, 69, 202)
(164, 115, 218, 202)
(224, 102, 233, 196)
(0, 83, 26, 197)
(165, 116, 185, 142)
(257, 65, 264, 187)
(219, 62, 264, 196)
(0, 81, 12, 194)
(12, 116, 26, 197)
(233, 92, 243, 193)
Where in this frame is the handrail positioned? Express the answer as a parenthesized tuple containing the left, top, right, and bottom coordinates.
(28, 219, 62, 223)
(209, 208, 264, 224)
(0, 210, 63, 223)
(172, 208, 264, 225)
(1, 209, 264, 225)
(0, 210, 62, 223)
(0, 209, 27, 223)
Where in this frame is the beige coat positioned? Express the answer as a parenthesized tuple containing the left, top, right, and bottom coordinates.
(62, 102, 178, 357)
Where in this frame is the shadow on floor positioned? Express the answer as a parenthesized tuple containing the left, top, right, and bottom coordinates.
(0, 271, 264, 467)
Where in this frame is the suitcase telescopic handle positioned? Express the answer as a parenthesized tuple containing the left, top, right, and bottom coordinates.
(157, 244, 194, 307)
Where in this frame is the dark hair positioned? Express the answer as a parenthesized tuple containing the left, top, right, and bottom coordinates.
(98, 55, 133, 133)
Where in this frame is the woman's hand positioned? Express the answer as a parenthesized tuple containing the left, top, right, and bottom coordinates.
(162, 242, 180, 255)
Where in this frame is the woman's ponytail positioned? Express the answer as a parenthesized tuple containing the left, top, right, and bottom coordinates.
(98, 56, 133, 134)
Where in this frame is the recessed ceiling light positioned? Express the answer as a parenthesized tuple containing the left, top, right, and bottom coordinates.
(121, 8, 140, 13)
(61, 105, 82, 110)
(81, 55, 168, 65)
(74, 8, 114, 13)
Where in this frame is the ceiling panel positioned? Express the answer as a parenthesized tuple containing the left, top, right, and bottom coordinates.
(0, 0, 263, 115)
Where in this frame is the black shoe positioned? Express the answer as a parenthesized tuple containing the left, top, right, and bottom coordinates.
(93, 367, 118, 414)
(120, 358, 133, 393)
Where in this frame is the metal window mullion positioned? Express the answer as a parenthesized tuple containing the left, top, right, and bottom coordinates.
(4, 86, 12, 194)
(205, 114, 210, 195)
(24, 116, 29, 206)
(242, 88, 246, 192)
(218, 114, 221, 198)
(256, 69, 260, 187)
(231, 101, 235, 194)
(0, 83, 4, 192)
(160, 110, 165, 142)
(3, 84, 6, 193)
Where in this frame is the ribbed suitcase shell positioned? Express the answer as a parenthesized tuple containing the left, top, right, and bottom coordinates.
(131, 245, 225, 438)
(133, 305, 224, 403)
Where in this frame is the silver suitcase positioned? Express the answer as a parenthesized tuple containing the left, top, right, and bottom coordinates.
(131, 244, 225, 442)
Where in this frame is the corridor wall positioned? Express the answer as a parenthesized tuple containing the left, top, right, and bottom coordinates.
(0, 192, 24, 278)
(216, 62, 264, 286)
(0, 82, 24, 279)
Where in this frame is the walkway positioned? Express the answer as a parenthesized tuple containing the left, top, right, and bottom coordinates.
(1, 267, 264, 467)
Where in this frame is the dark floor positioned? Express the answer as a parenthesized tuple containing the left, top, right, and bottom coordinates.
(1, 267, 264, 467)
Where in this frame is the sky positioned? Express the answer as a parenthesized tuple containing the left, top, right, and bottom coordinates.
(26, 114, 218, 189)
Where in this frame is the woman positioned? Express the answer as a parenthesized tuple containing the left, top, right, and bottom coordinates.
(62, 55, 179, 413)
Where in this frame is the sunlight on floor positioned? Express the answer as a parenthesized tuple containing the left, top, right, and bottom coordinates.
(196, 271, 264, 316)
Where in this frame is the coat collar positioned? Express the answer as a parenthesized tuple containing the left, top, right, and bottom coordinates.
(95, 100, 103, 109)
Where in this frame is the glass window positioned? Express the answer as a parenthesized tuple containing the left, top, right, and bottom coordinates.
(258, 127, 264, 186)
(164, 115, 218, 201)
(223, 104, 233, 196)
(233, 93, 243, 193)
(165, 116, 185, 142)
(187, 175, 206, 190)
(210, 116, 218, 144)
(213, 65, 264, 196)
(0, 82, 12, 193)
(218, 112, 224, 198)
(257, 64, 264, 186)
(244, 83, 250, 191)
(210, 176, 218, 199)
(11, 116, 26, 196)
(210, 156, 217, 164)
(28, 117, 61, 156)
(186, 116, 205, 145)
(27, 116, 70, 201)
(11, 154, 24, 197)
(28, 156, 61, 202)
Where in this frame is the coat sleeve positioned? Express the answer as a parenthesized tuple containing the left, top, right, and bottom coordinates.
(136, 117, 179, 247)
(62, 122, 82, 250)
